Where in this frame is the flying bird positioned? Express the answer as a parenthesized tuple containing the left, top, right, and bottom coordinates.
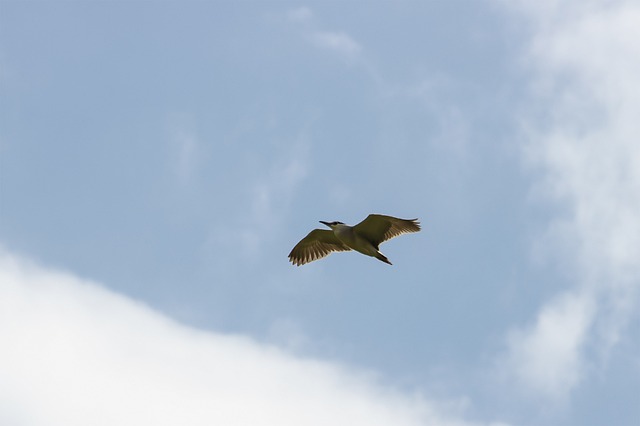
(288, 214, 420, 266)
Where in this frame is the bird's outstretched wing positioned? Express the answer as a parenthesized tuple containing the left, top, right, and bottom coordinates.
(288, 229, 351, 266)
(353, 214, 420, 247)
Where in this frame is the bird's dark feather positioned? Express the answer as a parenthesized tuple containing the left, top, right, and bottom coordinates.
(288, 229, 351, 266)
(352, 214, 421, 247)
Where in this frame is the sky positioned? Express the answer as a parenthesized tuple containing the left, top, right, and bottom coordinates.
(1, 1, 639, 425)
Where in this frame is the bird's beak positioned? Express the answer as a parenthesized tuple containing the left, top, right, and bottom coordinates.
(319, 221, 331, 227)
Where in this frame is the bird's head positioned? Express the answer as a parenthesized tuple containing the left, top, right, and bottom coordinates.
(320, 220, 344, 229)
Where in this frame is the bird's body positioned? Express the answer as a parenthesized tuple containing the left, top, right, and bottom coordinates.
(288, 214, 420, 266)
(331, 222, 384, 259)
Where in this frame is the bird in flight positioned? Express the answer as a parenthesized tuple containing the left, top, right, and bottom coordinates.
(288, 214, 420, 266)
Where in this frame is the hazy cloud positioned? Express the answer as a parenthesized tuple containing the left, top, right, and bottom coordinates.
(503, 0, 640, 399)
(505, 291, 595, 398)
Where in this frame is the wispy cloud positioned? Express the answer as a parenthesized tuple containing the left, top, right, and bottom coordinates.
(167, 113, 202, 182)
(502, 0, 640, 399)
(311, 31, 362, 58)
(205, 136, 310, 262)
(286, 6, 313, 23)
(0, 249, 495, 426)
(286, 7, 362, 61)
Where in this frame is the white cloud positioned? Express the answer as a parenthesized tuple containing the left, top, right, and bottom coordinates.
(502, 0, 640, 399)
(0, 249, 492, 426)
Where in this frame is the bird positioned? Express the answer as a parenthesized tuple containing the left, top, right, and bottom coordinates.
(288, 214, 420, 266)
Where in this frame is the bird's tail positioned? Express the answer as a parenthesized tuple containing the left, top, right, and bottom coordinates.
(375, 252, 392, 265)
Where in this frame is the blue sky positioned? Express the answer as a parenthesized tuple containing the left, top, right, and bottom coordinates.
(1, 1, 639, 425)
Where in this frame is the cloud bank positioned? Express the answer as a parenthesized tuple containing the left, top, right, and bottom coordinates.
(0, 249, 489, 426)
(503, 0, 640, 399)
